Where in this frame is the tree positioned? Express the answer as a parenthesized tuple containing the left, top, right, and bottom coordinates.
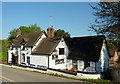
(89, 2, 120, 50)
(54, 29, 70, 37)
(8, 24, 41, 41)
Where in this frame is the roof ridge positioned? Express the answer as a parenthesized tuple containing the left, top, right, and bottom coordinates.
(20, 31, 44, 37)
(31, 31, 44, 47)
(71, 35, 105, 39)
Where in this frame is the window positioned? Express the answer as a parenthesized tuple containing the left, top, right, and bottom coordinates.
(27, 57, 30, 64)
(55, 59, 64, 64)
(22, 54, 25, 62)
(52, 55, 58, 60)
(61, 40, 64, 42)
(10, 46, 13, 50)
(84, 62, 90, 68)
(21, 45, 25, 50)
(21, 39, 27, 45)
(88, 62, 90, 66)
(26, 48, 28, 50)
(59, 48, 64, 55)
(22, 47, 25, 50)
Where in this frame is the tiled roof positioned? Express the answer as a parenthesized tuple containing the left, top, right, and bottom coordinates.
(12, 31, 44, 47)
(109, 49, 115, 57)
(32, 37, 61, 55)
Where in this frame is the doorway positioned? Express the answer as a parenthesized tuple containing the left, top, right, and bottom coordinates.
(12, 54, 18, 65)
(27, 57, 30, 65)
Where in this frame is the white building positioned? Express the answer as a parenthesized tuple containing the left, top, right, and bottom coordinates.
(64, 37, 109, 73)
(8, 25, 109, 73)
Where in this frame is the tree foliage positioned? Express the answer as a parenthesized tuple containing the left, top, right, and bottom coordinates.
(54, 29, 70, 37)
(89, 2, 120, 50)
(8, 24, 41, 41)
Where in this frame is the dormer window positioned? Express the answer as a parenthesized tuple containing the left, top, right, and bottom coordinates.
(22, 47, 25, 50)
(21, 45, 25, 50)
(21, 39, 27, 50)
(21, 39, 27, 45)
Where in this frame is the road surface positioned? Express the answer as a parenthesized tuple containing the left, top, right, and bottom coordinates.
(1, 66, 98, 84)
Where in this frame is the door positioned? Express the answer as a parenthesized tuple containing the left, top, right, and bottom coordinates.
(27, 57, 30, 64)
(12, 55, 18, 65)
(12, 55, 15, 64)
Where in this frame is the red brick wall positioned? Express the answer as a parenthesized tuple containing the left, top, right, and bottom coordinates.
(0, 61, 8, 64)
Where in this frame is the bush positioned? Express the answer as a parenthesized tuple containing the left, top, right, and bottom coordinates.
(0, 52, 8, 61)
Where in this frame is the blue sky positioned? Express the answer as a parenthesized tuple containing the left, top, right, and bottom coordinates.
(2, 2, 98, 39)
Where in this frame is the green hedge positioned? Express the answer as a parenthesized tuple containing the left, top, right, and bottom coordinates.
(0, 52, 8, 61)
(0, 39, 9, 61)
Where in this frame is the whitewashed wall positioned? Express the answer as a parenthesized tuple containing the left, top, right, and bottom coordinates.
(30, 55, 48, 68)
(49, 38, 69, 69)
(77, 73, 101, 79)
(8, 48, 15, 63)
(32, 33, 46, 51)
(96, 40, 109, 72)
(20, 47, 32, 64)
(8, 47, 21, 64)
(77, 60, 96, 72)
(77, 60, 84, 71)
(84, 62, 96, 72)
(8, 33, 46, 65)
(96, 60, 101, 73)
(17, 48, 21, 64)
(66, 59, 73, 70)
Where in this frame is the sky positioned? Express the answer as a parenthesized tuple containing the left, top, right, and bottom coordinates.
(2, 2, 98, 39)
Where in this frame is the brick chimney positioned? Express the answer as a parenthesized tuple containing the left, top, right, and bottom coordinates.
(47, 25, 54, 38)
(16, 28, 21, 37)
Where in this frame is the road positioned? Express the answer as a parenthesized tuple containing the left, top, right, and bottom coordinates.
(1, 66, 98, 84)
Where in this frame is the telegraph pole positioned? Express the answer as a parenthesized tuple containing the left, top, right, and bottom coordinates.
(49, 16, 53, 26)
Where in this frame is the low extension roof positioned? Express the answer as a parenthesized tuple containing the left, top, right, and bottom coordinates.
(64, 35, 106, 62)
(109, 49, 115, 57)
(11, 31, 45, 47)
(32, 37, 61, 55)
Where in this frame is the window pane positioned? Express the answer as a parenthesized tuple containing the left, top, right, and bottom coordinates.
(22, 54, 25, 62)
(27, 57, 30, 64)
(59, 48, 64, 55)
(52, 55, 58, 60)
(55, 59, 64, 64)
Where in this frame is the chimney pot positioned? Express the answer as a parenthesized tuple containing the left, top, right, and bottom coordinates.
(16, 28, 21, 37)
(47, 25, 54, 38)
(51, 25, 53, 28)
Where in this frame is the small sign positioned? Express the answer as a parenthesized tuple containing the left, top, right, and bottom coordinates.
(103, 43, 105, 46)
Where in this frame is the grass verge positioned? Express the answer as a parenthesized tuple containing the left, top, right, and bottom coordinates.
(33, 71, 112, 83)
